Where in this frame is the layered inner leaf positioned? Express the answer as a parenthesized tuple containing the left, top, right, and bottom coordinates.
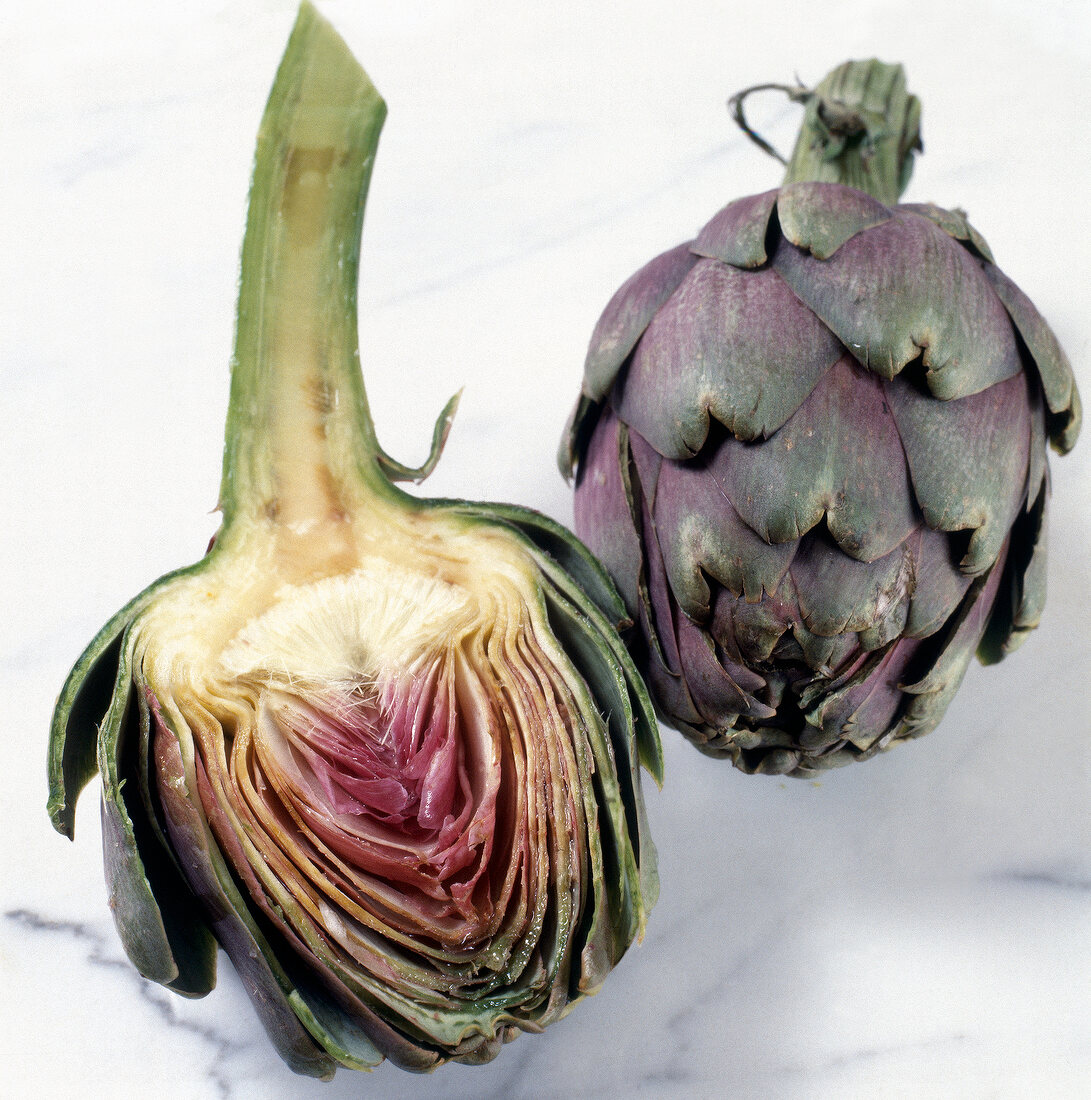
(133, 530, 629, 1058)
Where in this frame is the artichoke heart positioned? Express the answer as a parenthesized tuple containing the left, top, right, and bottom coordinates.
(48, 3, 659, 1078)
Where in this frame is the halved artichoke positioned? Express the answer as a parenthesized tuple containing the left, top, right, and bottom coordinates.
(48, 3, 660, 1077)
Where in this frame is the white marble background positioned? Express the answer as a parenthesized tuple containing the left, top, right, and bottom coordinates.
(2, 1, 1088, 1097)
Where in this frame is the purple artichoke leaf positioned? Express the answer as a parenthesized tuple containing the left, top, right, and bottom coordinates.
(594, 422, 677, 685)
(641, 608, 707, 731)
(773, 212, 1023, 400)
(653, 452, 797, 615)
(719, 582, 802, 666)
(559, 393, 599, 482)
(776, 181, 893, 260)
(710, 355, 917, 560)
(674, 611, 774, 726)
(571, 408, 644, 616)
(902, 525, 975, 639)
(984, 262, 1082, 453)
(803, 635, 923, 753)
(1025, 372, 1049, 503)
(790, 525, 913, 644)
(614, 260, 842, 459)
(582, 240, 699, 403)
(901, 549, 1008, 703)
(639, 476, 686, 680)
(897, 202, 995, 263)
(690, 189, 779, 268)
(789, 617, 860, 675)
(887, 368, 1030, 576)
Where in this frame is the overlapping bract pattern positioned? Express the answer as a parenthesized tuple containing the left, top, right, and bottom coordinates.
(563, 181, 1080, 775)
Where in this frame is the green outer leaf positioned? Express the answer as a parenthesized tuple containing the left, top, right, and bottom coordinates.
(613, 259, 844, 459)
(886, 370, 1029, 576)
(286, 989, 385, 1073)
(376, 389, 461, 484)
(536, 581, 655, 969)
(528, 553, 661, 929)
(898, 202, 995, 263)
(772, 211, 1023, 400)
(984, 262, 1082, 454)
(97, 625, 217, 996)
(690, 189, 778, 268)
(48, 566, 202, 838)
(776, 181, 892, 260)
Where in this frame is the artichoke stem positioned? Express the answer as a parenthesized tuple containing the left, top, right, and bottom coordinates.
(781, 59, 921, 205)
(219, 3, 395, 553)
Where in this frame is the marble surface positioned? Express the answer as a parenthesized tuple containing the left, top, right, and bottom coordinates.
(2, 1, 1089, 1096)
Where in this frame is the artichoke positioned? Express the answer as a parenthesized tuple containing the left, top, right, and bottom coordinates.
(48, 3, 659, 1078)
(561, 59, 1081, 776)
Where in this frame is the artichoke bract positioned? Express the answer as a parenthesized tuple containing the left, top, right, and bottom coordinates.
(48, 4, 660, 1078)
(561, 60, 1081, 776)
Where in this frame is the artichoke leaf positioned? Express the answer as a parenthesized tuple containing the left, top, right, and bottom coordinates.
(898, 202, 995, 263)
(152, 714, 347, 1077)
(978, 483, 1049, 664)
(652, 452, 798, 613)
(570, 407, 645, 616)
(48, 570, 197, 838)
(97, 626, 218, 997)
(691, 189, 779, 268)
(581, 241, 699, 403)
(773, 211, 1022, 400)
(984, 262, 1082, 452)
(776, 181, 892, 260)
(899, 551, 1008, 742)
(526, 542, 663, 787)
(615, 260, 843, 458)
(711, 356, 917, 561)
(887, 368, 1030, 575)
(375, 389, 462, 484)
(535, 581, 655, 973)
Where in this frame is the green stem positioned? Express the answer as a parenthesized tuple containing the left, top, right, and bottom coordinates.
(219, 2, 391, 537)
(781, 59, 921, 205)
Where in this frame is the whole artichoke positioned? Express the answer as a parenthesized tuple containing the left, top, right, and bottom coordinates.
(49, 4, 659, 1078)
(561, 60, 1081, 776)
